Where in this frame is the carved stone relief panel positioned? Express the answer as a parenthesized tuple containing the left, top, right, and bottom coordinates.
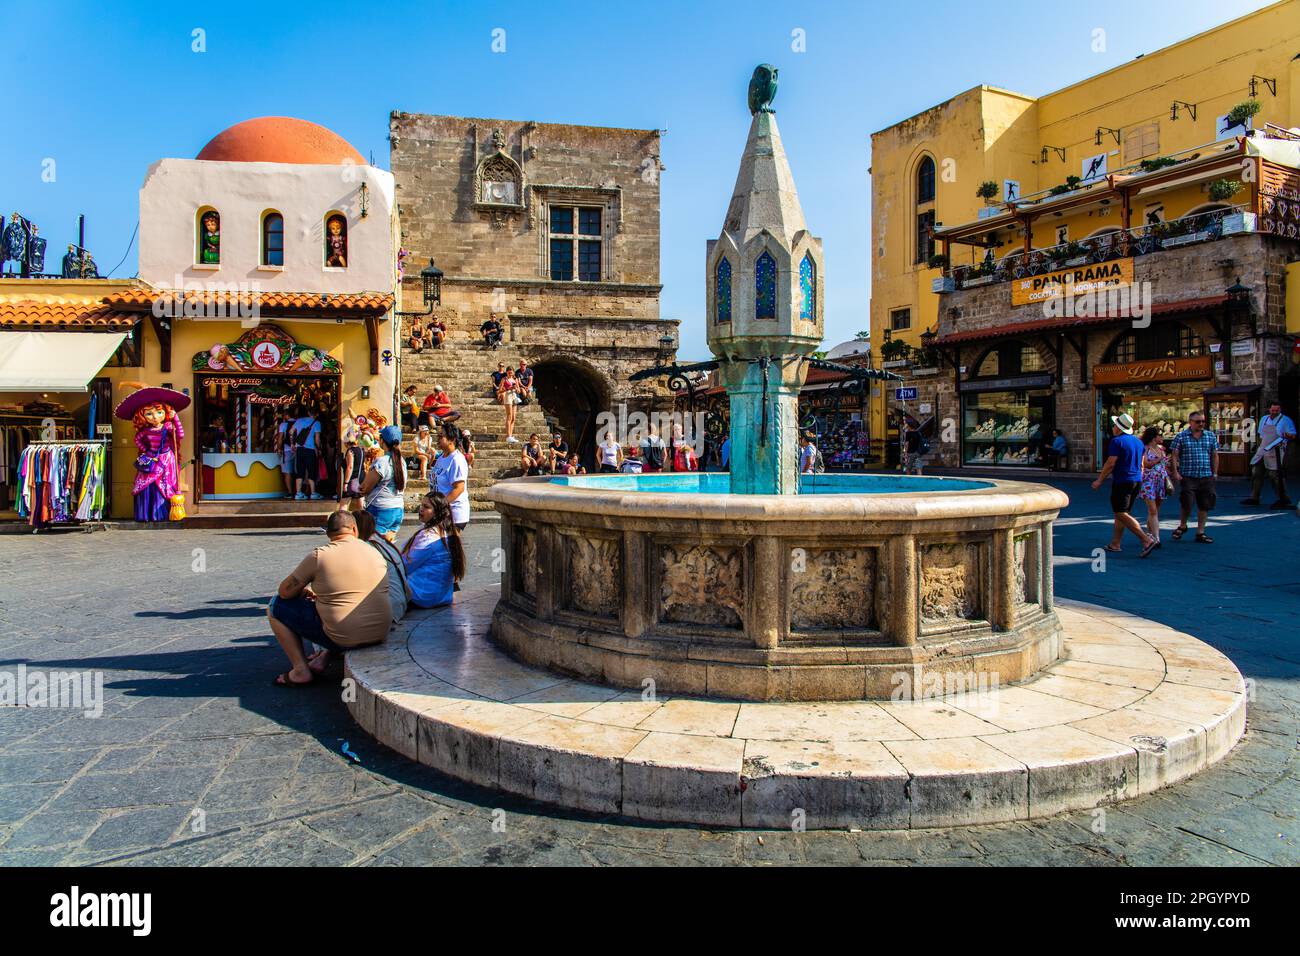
(565, 534, 621, 618)
(659, 543, 743, 628)
(1014, 531, 1038, 606)
(514, 525, 538, 599)
(920, 542, 983, 625)
(790, 547, 877, 630)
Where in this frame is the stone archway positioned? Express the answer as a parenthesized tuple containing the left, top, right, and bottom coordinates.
(529, 356, 612, 470)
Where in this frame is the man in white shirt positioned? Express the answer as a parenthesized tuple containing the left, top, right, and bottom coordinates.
(433, 425, 470, 530)
(1243, 400, 1295, 509)
(799, 432, 818, 474)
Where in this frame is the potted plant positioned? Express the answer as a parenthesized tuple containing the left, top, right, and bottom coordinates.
(1225, 99, 1261, 132)
(1208, 179, 1243, 202)
(976, 181, 999, 204)
(880, 339, 912, 365)
(1138, 156, 1179, 173)
(926, 252, 949, 270)
(1049, 175, 1083, 197)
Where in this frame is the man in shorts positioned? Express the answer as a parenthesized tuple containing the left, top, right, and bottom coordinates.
(277, 410, 296, 498)
(1169, 410, 1220, 544)
(1092, 413, 1158, 557)
(268, 510, 392, 687)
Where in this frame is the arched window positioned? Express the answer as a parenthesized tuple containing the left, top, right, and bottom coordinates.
(916, 156, 936, 204)
(324, 212, 348, 268)
(197, 208, 220, 265)
(715, 257, 732, 324)
(974, 340, 1044, 378)
(915, 155, 936, 264)
(755, 251, 776, 320)
(261, 211, 284, 267)
(1104, 323, 1204, 364)
(799, 253, 816, 321)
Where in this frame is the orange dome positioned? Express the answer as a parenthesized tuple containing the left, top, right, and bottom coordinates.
(196, 117, 365, 165)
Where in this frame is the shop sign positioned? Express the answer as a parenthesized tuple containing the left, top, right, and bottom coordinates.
(959, 373, 1053, 393)
(1230, 340, 1254, 357)
(895, 386, 919, 401)
(190, 324, 341, 374)
(1010, 258, 1135, 307)
(95, 423, 113, 436)
(911, 367, 940, 377)
(1092, 355, 1213, 386)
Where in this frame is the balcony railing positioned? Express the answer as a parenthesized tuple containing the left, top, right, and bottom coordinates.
(937, 205, 1252, 293)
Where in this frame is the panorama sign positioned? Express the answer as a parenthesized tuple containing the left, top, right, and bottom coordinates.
(1011, 258, 1135, 307)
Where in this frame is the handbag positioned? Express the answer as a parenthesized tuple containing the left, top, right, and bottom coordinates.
(135, 453, 158, 472)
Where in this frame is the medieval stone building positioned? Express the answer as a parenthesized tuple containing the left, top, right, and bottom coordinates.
(389, 112, 676, 504)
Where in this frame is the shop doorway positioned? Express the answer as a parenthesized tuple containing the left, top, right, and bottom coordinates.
(1280, 363, 1300, 477)
(531, 359, 608, 470)
(194, 374, 340, 499)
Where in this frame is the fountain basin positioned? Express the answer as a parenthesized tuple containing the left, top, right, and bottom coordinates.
(488, 473, 1069, 701)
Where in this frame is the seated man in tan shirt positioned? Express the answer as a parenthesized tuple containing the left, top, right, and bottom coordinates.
(268, 510, 392, 687)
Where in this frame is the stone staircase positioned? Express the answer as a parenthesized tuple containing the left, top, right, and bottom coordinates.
(399, 332, 552, 513)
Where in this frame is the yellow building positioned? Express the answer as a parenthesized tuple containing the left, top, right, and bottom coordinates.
(869, 0, 1300, 465)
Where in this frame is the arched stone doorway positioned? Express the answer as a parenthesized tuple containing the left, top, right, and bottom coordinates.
(530, 357, 611, 470)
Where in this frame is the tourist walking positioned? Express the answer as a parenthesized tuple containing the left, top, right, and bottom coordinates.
(497, 367, 520, 443)
(1091, 413, 1158, 557)
(432, 423, 470, 530)
(1137, 425, 1171, 547)
(339, 433, 364, 512)
(799, 431, 822, 475)
(267, 509, 391, 687)
(360, 424, 407, 542)
(1169, 410, 1219, 544)
(598, 431, 622, 473)
(291, 406, 323, 500)
(1242, 399, 1295, 509)
(640, 424, 666, 472)
(402, 491, 467, 608)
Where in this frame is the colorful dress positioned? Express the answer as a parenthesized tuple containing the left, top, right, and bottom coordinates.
(1139, 444, 1168, 501)
(133, 421, 184, 521)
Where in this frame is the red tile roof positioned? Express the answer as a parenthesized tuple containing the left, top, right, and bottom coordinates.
(0, 299, 140, 330)
(936, 295, 1231, 345)
(104, 288, 394, 314)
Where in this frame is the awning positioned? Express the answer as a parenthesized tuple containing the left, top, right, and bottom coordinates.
(0, 331, 126, 391)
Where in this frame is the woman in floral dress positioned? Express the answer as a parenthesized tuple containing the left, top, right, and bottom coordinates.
(1138, 425, 1169, 547)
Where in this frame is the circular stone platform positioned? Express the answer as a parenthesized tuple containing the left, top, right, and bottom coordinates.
(345, 585, 1247, 830)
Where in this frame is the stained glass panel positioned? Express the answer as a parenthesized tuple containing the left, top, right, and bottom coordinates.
(755, 251, 776, 320)
(799, 253, 815, 321)
(715, 257, 732, 323)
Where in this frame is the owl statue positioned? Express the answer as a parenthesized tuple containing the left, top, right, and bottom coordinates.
(747, 64, 779, 115)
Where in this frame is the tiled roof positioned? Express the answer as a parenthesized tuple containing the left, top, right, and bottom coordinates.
(936, 295, 1231, 345)
(105, 288, 394, 314)
(0, 298, 140, 330)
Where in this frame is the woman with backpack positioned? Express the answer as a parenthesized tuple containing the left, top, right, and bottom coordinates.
(360, 424, 407, 542)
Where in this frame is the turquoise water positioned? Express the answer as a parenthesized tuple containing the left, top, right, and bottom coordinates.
(548, 472, 994, 494)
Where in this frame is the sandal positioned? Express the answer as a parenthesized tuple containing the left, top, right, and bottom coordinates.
(272, 671, 315, 688)
(1195, 533, 1213, 544)
(1140, 538, 1158, 558)
(1171, 528, 1186, 541)
(1103, 545, 1122, 553)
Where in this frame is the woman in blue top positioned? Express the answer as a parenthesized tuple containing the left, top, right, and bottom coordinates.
(401, 491, 466, 608)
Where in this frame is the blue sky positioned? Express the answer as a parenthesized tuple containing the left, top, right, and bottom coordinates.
(3, 0, 1275, 359)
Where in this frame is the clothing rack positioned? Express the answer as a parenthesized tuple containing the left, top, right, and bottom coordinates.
(16, 439, 110, 527)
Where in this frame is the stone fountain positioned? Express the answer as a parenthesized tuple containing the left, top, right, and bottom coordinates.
(344, 68, 1247, 829)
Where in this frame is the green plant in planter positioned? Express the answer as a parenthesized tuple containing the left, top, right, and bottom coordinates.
(880, 339, 912, 363)
(1063, 241, 1087, 258)
(1138, 156, 1180, 173)
(1207, 179, 1243, 202)
(927, 253, 949, 270)
(915, 347, 940, 369)
(1049, 175, 1083, 196)
(976, 181, 999, 202)
(1225, 99, 1261, 129)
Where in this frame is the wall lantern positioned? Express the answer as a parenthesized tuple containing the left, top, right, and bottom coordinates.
(657, 334, 676, 362)
(359, 181, 370, 219)
(421, 258, 444, 308)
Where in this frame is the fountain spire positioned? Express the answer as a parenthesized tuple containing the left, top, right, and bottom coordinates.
(707, 64, 823, 494)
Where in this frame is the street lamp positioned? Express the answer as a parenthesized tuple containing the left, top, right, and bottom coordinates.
(420, 259, 444, 308)
(657, 334, 676, 362)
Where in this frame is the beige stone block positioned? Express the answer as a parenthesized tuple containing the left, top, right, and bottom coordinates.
(979, 725, 1138, 817)
(509, 679, 623, 718)
(1064, 642, 1166, 671)
(786, 664, 869, 701)
(1019, 672, 1148, 710)
(1123, 684, 1246, 764)
(731, 701, 917, 742)
(1068, 709, 1206, 794)
(1048, 658, 1164, 690)
(637, 698, 740, 737)
(498, 716, 646, 814)
(1163, 664, 1246, 695)
(420, 700, 548, 789)
(740, 739, 910, 829)
(374, 692, 418, 760)
(705, 664, 792, 700)
(580, 690, 670, 729)
(877, 699, 1006, 739)
(943, 686, 1106, 732)
(623, 732, 745, 825)
(884, 737, 1028, 827)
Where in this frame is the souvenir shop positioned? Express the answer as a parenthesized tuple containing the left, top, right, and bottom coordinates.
(1093, 354, 1254, 476)
(191, 325, 343, 500)
(0, 331, 125, 526)
(799, 381, 869, 469)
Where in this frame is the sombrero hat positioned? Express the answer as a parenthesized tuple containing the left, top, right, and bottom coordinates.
(114, 382, 191, 420)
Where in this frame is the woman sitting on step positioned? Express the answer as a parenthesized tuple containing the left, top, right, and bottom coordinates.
(402, 492, 467, 609)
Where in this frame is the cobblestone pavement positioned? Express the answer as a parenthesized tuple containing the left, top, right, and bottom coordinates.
(0, 479, 1296, 866)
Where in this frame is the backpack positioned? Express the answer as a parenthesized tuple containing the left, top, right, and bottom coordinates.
(294, 420, 315, 447)
(917, 435, 930, 456)
(813, 448, 826, 474)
